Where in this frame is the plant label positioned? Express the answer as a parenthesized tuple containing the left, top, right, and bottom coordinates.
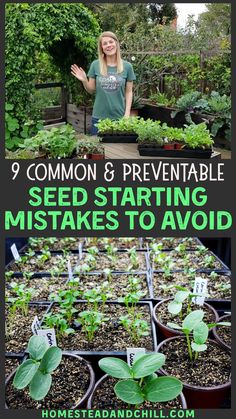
(192, 277, 208, 305)
(67, 260, 73, 280)
(140, 238, 143, 248)
(127, 347, 146, 366)
(37, 328, 57, 347)
(31, 316, 41, 335)
(10, 243, 21, 261)
(78, 242, 83, 260)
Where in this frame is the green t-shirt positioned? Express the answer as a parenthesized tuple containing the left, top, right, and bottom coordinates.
(87, 59, 136, 120)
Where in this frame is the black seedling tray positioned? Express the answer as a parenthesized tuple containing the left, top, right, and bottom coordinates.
(149, 249, 230, 273)
(82, 237, 145, 251)
(64, 271, 152, 300)
(99, 134, 138, 143)
(149, 269, 231, 308)
(74, 250, 150, 274)
(138, 145, 212, 158)
(146, 237, 203, 251)
(40, 300, 157, 357)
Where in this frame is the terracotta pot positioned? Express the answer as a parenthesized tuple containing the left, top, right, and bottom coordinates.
(157, 336, 231, 408)
(5, 352, 95, 409)
(153, 298, 219, 339)
(175, 143, 184, 150)
(87, 374, 187, 408)
(90, 153, 105, 160)
(130, 109, 139, 117)
(163, 143, 175, 150)
(212, 314, 231, 351)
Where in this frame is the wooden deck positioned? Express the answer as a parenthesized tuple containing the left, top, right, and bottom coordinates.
(104, 143, 223, 159)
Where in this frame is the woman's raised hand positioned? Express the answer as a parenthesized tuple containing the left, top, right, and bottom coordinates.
(71, 64, 87, 82)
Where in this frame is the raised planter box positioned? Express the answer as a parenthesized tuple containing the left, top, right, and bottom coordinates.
(139, 102, 230, 149)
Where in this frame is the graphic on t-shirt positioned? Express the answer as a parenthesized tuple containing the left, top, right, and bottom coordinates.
(98, 73, 123, 92)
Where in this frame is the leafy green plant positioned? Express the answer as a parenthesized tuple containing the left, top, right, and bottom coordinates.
(98, 354, 183, 406)
(97, 117, 142, 135)
(203, 254, 216, 268)
(118, 285, 147, 343)
(148, 92, 176, 107)
(5, 103, 43, 151)
(20, 124, 78, 158)
(167, 286, 203, 317)
(127, 247, 140, 271)
(49, 289, 80, 322)
(78, 310, 108, 341)
(120, 315, 149, 343)
(43, 313, 75, 339)
(13, 335, 62, 400)
(171, 91, 209, 123)
(7, 282, 36, 316)
(136, 119, 164, 145)
(207, 91, 231, 140)
(167, 310, 231, 362)
(182, 123, 214, 149)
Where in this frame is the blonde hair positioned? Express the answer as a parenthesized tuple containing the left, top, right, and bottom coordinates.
(98, 31, 123, 76)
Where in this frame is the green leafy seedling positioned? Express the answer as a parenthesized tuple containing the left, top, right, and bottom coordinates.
(168, 309, 231, 362)
(99, 353, 183, 406)
(13, 335, 62, 400)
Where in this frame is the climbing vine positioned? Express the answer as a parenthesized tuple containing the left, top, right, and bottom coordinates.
(5, 3, 100, 149)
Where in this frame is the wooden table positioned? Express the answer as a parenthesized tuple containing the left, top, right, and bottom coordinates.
(104, 143, 222, 160)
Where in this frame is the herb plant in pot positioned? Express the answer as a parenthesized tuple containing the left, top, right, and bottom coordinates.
(90, 143, 105, 160)
(157, 310, 231, 408)
(87, 353, 187, 409)
(5, 335, 95, 409)
(153, 286, 219, 339)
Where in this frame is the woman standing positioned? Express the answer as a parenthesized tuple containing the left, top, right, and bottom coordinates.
(71, 31, 136, 134)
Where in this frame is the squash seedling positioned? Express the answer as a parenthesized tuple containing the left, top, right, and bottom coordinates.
(99, 353, 183, 406)
(167, 309, 231, 362)
(167, 285, 205, 318)
(13, 335, 62, 400)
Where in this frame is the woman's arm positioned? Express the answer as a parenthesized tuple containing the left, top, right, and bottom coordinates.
(124, 81, 133, 117)
(71, 64, 96, 94)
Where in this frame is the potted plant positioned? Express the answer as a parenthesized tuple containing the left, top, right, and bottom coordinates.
(5, 335, 95, 409)
(153, 286, 219, 339)
(90, 143, 105, 160)
(156, 310, 231, 408)
(87, 353, 186, 408)
(76, 135, 104, 159)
